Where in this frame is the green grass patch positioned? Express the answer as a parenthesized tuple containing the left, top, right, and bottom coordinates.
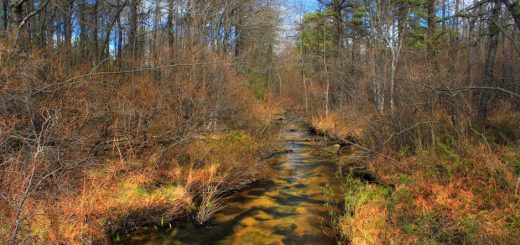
(203, 131, 260, 153)
(324, 171, 390, 243)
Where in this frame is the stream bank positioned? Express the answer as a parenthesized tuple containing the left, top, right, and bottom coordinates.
(117, 120, 344, 244)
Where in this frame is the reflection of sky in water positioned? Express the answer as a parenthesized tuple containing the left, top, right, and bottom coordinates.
(121, 122, 341, 245)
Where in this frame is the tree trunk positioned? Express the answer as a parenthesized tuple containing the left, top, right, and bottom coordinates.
(167, 0, 175, 48)
(390, 48, 397, 114)
(101, 4, 125, 62)
(129, 0, 138, 58)
(300, 17, 308, 114)
(64, 0, 74, 70)
(116, 12, 123, 69)
(79, 0, 87, 59)
(37, 3, 48, 48)
(63, 0, 73, 51)
(93, 0, 99, 63)
(234, 10, 243, 57)
(427, 0, 437, 56)
(10, 0, 24, 43)
(332, 0, 344, 49)
(371, 44, 384, 114)
(477, 0, 501, 123)
(1, 0, 8, 32)
(323, 26, 329, 118)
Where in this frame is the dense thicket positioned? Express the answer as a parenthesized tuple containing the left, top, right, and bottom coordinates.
(287, 0, 520, 243)
(0, 0, 280, 243)
(287, 0, 520, 149)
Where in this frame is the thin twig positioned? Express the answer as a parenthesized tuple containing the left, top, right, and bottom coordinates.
(65, 61, 241, 84)
(383, 121, 437, 147)
(340, 138, 409, 171)
(429, 86, 520, 99)
(492, 19, 520, 55)
(12, 165, 35, 245)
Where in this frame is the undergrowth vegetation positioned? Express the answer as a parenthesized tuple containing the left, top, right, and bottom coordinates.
(317, 110, 520, 243)
(0, 42, 279, 243)
(2, 0, 520, 243)
(290, 1, 520, 243)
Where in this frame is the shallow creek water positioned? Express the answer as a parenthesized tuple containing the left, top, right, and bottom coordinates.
(121, 121, 343, 244)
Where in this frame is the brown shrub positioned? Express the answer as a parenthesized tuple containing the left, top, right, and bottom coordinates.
(0, 41, 272, 243)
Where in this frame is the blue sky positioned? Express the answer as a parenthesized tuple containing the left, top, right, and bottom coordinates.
(298, 0, 320, 12)
(289, 0, 320, 15)
(277, 0, 320, 45)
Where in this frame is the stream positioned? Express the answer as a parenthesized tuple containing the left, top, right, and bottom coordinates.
(120, 121, 343, 244)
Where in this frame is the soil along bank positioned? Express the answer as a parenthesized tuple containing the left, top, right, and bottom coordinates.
(118, 121, 342, 244)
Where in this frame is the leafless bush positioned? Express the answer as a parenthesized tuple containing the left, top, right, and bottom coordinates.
(0, 40, 266, 243)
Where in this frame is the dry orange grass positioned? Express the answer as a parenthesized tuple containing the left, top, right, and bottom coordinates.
(19, 163, 191, 243)
(310, 111, 367, 140)
(358, 142, 520, 243)
(340, 187, 388, 245)
(328, 104, 520, 243)
(9, 128, 270, 243)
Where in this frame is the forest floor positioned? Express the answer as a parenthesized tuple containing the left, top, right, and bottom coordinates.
(310, 111, 520, 244)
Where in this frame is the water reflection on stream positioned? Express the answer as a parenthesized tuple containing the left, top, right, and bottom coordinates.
(122, 121, 342, 244)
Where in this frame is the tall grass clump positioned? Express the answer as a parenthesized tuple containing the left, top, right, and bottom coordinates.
(324, 172, 391, 244)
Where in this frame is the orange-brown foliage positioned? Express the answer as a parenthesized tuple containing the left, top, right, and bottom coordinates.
(0, 42, 274, 243)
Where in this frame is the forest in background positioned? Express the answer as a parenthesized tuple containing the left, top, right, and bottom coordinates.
(287, 0, 520, 243)
(1, 0, 520, 244)
(1, 0, 282, 243)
